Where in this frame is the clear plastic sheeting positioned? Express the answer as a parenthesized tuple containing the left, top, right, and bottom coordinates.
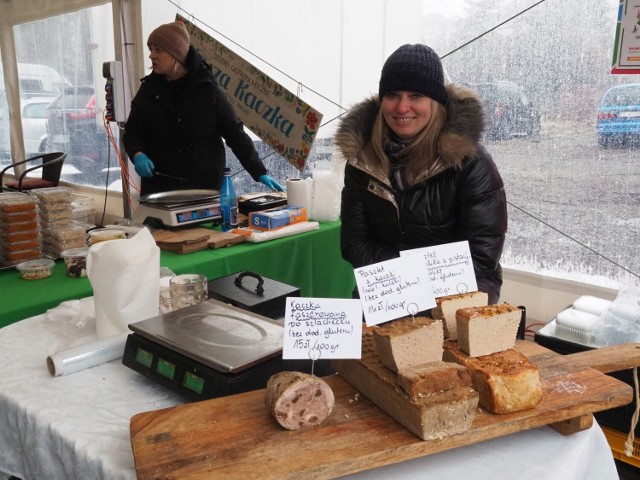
(593, 286, 640, 347)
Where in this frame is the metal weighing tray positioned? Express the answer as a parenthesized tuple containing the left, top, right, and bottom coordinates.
(139, 189, 220, 206)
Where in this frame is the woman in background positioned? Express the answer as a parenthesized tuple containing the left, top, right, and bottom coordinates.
(123, 21, 283, 196)
(336, 44, 507, 303)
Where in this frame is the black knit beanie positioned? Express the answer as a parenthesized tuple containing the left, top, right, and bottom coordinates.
(378, 44, 447, 105)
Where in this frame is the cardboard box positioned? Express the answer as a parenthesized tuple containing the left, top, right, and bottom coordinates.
(248, 206, 307, 231)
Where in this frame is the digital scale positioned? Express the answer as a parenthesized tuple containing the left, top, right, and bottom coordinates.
(122, 298, 319, 401)
(132, 189, 221, 228)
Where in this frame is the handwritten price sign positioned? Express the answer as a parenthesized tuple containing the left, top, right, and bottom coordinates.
(354, 256, 435, 326)
(400, 241, 478, 298)
(283, 297, 362, 360)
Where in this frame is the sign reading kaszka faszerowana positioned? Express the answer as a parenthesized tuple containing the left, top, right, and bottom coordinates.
(178, 15, 322, 170)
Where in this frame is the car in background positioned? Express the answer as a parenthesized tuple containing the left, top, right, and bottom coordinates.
(470, 81, 541, 140)
(46, 85, 109, 169)
(22, 95, 56, 156)
(0, 94, 56, 159)
(596, 83, 640, 148)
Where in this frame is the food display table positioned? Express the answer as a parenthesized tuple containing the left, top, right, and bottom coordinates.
(0, 221, 355, 328)
(0, 312, 622, 480)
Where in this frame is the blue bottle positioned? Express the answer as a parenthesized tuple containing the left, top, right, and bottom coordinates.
(220, 167, 238, 232)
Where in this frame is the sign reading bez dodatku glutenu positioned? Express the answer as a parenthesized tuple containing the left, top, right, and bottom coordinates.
(283, 297, 362, 360)
(354, 256, 435, 327)
(400, 241, 478, 298)
(178, 14, 323, 170)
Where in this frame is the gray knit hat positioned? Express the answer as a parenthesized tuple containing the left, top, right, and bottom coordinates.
(148, 21, 190, 64)
(378, 44, 447, 104)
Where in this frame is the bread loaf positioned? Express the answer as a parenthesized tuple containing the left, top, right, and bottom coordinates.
(265, 371, 334, 430)
(456, 303, 521, 356)
(443, 340, 543, 414)
(431, 291, 489, 340)
(372, 316, 443, 373)
(397, 361, 472, 400)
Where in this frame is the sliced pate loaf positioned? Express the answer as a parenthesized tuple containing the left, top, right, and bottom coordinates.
(397, 361, 472, 400)
(431, 291, 489, 340)
(372, 316, 444, 373)
(443, 340, 543, 414)
(456, 303, 521, 356)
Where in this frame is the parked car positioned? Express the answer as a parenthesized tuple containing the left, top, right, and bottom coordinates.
(470, 81, 541, 140)
(22, 96, 57, 156)
(596, 83, 640, 148)
(0, 94, 56, 158)
(46, 85, 109, 171)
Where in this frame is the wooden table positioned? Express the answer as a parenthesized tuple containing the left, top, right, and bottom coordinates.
(129, 341, 639, 479)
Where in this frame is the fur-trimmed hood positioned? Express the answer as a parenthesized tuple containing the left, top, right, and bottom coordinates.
(334, 84, 486, 172)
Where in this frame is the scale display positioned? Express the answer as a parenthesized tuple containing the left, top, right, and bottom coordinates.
(133, 202, 220, 227)
(122, 332, 299, 401)
(175, 205, 220, 224)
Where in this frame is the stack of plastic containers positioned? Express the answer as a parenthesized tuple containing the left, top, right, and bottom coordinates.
(0, 193, 41, 267)
(71, 193, 96, 228)
(31, 187, 86, 257)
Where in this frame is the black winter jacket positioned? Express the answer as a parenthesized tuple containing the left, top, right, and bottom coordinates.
(123, 46, 266, 195)
(335, 85, 507, 303)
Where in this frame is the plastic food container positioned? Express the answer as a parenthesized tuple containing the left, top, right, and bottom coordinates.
(88, 228, 127, 245)
(60, 247, 89, 278)
(16, 258, 55, 280)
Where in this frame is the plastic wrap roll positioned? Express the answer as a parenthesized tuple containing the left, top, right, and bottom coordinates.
(246, 221, 319, 243)
(286, 178, 313, 214)
(46, 332, 129, 376)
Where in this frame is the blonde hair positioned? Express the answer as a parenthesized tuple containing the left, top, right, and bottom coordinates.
(147, 57, 187, 80)
(370, 98, 447, 186)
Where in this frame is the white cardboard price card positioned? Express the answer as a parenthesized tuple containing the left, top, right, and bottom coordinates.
(400, 241, 478, 298)
(354, 256, 435, 327)
(283, 297, 363, 360)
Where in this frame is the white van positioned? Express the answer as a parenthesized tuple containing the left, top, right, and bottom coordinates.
(0, 63, 70, 96)
(0, 63, 70, 158)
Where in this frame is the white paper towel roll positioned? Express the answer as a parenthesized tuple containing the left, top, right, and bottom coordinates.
(46, 332, 129, 376)
(286, 177, 313, 215)
(87, 227, 160, 339)
(312, 169, 342, 221)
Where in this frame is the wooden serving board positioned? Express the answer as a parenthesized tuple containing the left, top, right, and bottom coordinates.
(130, 341, 640, 480)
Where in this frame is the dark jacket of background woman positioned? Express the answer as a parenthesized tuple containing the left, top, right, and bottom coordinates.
(335, 84, 507, 303)
(123, 46, 267, 195)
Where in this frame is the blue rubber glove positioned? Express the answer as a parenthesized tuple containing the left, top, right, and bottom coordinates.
(133, 153, 155, 178)
(259, 174, 285, 192)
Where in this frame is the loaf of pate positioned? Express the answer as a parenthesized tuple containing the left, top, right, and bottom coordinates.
(431, 291, 489, 340)
(443, 340, 543, 414)
(334, 335, 479, 440)
(397, 361, 472, 400)
(456, 303, 522, 356)
(372, 316, 444, 373)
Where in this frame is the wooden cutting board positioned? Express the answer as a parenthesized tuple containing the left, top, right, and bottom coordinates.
(130, 341, 640, 480)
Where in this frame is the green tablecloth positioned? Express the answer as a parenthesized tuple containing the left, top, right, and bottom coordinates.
(0, 221, 355, 328)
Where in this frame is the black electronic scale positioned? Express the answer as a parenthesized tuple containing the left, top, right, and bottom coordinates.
(122, 296, 332, 402)
(123, 299, 282, 401)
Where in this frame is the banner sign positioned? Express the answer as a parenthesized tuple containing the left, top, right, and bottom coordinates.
(178, 15, 323, 170)
(611, 0, 640, 74)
